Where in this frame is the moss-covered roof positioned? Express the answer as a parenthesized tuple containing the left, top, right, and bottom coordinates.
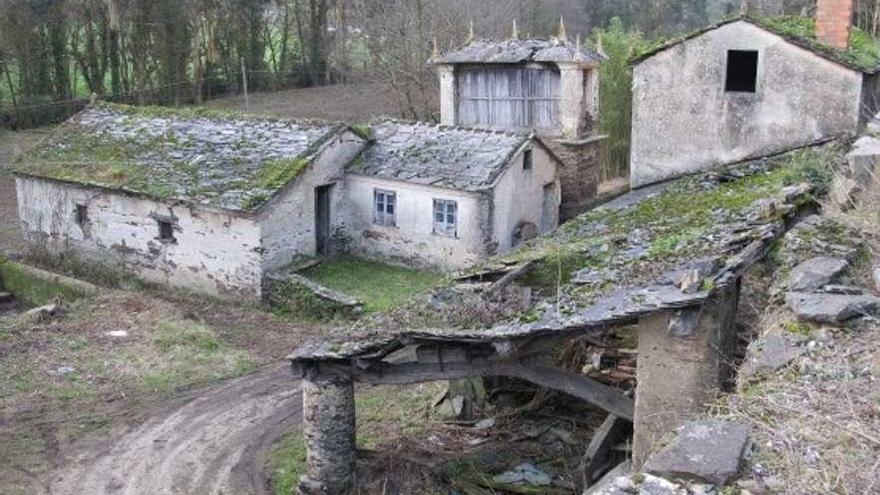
(632, 16, 880, 74)
(14, 103, 346, 212)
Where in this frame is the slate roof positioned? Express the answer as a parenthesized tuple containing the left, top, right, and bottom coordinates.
(15, 103, 346, 212)
(436, 38, 603, 66)
(350, 121, 532, 191)
(631, 16, 880, 74)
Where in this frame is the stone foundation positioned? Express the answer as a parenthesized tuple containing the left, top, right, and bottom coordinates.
(544, 136, 604, 220)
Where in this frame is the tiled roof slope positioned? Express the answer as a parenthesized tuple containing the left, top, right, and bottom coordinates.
(350, 121, 530, 191)
(436, 38, 603, 66)
(15, 103, 345, 212)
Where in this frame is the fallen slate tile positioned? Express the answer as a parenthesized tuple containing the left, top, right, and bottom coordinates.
(786, 292, 880, 324)
(740, 335, 803, 379)
(786, 257, 848, 292)
(645, 420, 750, 485)
(588, 472, 688, 495)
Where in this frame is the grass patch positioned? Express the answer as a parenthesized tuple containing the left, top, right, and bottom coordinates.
(0, 258, 93, 305)
(302, 256, 446, 312)
(267, 431, 307, 495)
(138, 319, 256, 395)
(754, 15, 880, 71)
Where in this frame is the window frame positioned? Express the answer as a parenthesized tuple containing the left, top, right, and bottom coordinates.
(523, 148, 533, 171)
(373, 189, 397, 227)
(724, 49, 759, 93)
(432, 199, 458, 238)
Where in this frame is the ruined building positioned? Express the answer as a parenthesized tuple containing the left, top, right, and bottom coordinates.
(432, 24, 606, 219)
(14, 104, 562, 298)
(630, 0, 880, 187)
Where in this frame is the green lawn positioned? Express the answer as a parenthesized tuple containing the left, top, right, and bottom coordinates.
(302, 256, 446, 312)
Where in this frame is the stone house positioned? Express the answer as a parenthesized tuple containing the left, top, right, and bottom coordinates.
(433, 33, 606, 219)
(346, 121, 561, 269)
(15, 103, 561, 297)
(630, 1, 880, 187)
(15, 104, 367, 299)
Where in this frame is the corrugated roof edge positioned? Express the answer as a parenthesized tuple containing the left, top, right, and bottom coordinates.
(629, 15, 880, 74)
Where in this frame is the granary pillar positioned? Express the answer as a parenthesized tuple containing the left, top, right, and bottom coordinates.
(631, 280, 740, 468)
(298, 364, 357, 495)
(558, 63, 586, 140)
(437, 64, 456, 126)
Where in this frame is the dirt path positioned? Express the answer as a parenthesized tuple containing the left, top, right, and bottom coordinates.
(50, 363, 302, 495)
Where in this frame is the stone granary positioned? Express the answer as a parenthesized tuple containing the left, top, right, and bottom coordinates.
(630, 0, 880, 187)
(433, 28, 606, 219)
(14, 103, 562, 297)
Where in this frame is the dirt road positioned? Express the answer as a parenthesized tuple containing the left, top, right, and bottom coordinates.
(50, 364, 302, 495)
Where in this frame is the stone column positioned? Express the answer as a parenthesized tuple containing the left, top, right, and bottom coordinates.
(631, 281, 740, 468)
(298, 366, 356, 495)
(558, 64, 585, 140)
(437, 64, 456, 126)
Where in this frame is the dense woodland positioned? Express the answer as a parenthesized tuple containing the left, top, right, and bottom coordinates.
(1, 0, 879, 176)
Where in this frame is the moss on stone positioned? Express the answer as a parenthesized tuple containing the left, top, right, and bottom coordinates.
(255, 157, 311, 190)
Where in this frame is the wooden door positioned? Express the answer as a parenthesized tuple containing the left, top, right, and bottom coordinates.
(315, 184, 332, 255)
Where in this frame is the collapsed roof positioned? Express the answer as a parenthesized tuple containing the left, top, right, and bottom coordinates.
(15, 103, 347, 212)
(350, 120, 537, 192)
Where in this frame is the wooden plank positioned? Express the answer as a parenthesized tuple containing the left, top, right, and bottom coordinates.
(331, 359, 634, 421)
(582, 414, 633, 486)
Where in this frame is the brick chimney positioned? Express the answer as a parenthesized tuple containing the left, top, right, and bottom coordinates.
(816, 0, 855, 49)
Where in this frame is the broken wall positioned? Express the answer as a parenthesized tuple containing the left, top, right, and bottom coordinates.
(631, 21, 863, 187)
(15, 176, 263, 298)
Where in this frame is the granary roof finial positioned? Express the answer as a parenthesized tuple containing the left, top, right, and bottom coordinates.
(557, 16, 567, 41)
(575, 33, 582, 57)
(431, 37, 440, 61)
(596, 32, 605, 57)
(739, 0, 749, 15)
(466, 19, 475, 44)
(511, 19, 519, 40)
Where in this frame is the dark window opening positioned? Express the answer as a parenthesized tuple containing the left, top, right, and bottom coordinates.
(75, 204, 88, 226)
(523, 149, 533, 171)
(725, 50, 759, 93)
(157, 220, 175, 242)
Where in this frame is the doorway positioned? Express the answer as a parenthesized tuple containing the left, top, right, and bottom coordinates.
(315, 184, 333, 255)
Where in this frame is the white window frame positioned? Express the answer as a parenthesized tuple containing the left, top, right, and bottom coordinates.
(433, 199, 457, 237)
(373, 189, 396, 227)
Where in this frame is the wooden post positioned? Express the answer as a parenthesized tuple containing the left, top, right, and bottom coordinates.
(298, 365, 356, 495)
(631, 280, 740, 468)
(240, 57, 249, 112)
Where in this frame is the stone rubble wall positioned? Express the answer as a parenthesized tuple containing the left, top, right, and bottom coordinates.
(543, 138, 601, 220)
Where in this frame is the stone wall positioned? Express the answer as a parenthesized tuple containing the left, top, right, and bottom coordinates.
(258, 130, 367, 271)
(15, 176, 263, 298)
(491, 145, 561, 251)
(631, 21, 863, 187)
(345, 175, 489, 271)
(543, 138, 602, 220)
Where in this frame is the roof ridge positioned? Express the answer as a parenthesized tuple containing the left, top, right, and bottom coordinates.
(375, 118, 531, 137)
